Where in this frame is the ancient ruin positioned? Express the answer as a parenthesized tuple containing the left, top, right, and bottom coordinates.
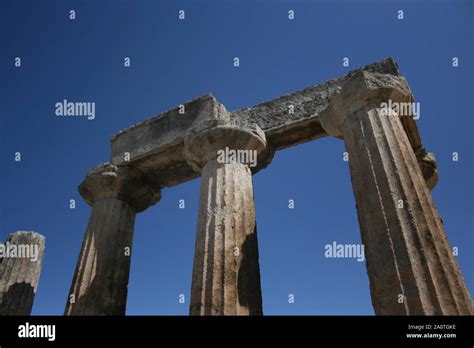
(0, 231, 45, 315)
(65, 58, 473, 315)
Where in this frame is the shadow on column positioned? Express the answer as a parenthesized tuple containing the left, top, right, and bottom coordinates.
(70, 275, 128, 315)
(238, 225, 263, 315)
(0, 282, 36, 315)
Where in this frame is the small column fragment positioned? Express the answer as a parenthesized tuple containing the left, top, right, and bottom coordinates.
(0, 231, 45, 315)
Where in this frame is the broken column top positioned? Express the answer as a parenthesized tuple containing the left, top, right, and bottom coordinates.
(2, 231, 45, 248)
(107, 58, 427, 190)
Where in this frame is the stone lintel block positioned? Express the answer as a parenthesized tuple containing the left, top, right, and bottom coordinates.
(108, 58, 432, 188)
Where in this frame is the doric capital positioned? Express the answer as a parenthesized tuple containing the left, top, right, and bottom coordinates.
(319, 70, 413, 138)
(183, 96, 273, 173)
(78, 163, 161, 213)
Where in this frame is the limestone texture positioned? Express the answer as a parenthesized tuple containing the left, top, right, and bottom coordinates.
(66, 58, 469, 316)
(184, 103, 268, 315)
(319, 71, 473, 315)
(109, 58, 436, 190)
(0, 231, 45, 315)
(65, 164, 160, 315)
(189, 160, 263, 315)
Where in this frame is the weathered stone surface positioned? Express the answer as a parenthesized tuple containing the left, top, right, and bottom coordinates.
(189, 160, 263, 315)
(233, 58, 402, 148)
(111, 95, 215, 189)
(79, 163, 161, 213)
(319, 71, 473, 315)
(318, 70, 414, 138)
(109, 58, 436, 190)
(183, 98, 272, 174)
(415, 149, 438, 191)
(68, 57, 463, 316)
(185, 106, 267, 315)
(65, 164, 160, 315)
(0, 231, 45, 315)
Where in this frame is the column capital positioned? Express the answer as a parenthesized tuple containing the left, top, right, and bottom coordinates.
(183, 96, 274, 173)
(319, 70, 413, 138)
(78, 163, 160, 213)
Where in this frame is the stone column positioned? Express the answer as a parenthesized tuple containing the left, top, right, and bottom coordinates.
(184, 98, 273, 315)
(65, 164, 160, 315)
(0, 231, 45, 315)
(319, 71, 473, 315)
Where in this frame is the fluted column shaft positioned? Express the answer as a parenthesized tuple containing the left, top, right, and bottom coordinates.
(65, 164, 160, 315)
(184, 97, 272, 315)
(65, 198, 135, 315)
(319, 70, 473, 315)
(342, 104, 472, 315)
(190, 159, 262, 315)
(0, 231, 45, 315)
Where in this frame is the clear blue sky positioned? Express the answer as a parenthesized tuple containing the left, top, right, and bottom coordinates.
(1, 0, 472, 315)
